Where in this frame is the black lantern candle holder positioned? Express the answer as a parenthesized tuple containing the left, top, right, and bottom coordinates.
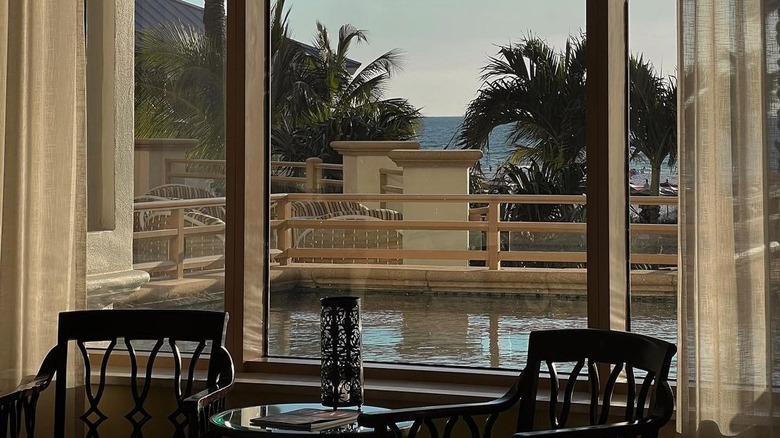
(320, 296, 363, 408)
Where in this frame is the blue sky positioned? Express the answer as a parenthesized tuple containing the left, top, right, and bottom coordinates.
(185, 1, 677, 116)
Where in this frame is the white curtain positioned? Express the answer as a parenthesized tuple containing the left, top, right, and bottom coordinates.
(0, 1, 86, 390)
(678, 0, 780, 436)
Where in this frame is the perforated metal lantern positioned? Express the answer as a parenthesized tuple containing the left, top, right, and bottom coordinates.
(320, 296, 363, 408)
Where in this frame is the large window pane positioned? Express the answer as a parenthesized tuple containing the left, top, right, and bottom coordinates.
(89, 0, 228, 311)
(268, 0, 590, 368)
(627, 0, 678, 378)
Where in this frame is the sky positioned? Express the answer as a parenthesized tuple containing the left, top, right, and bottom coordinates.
(185, 1, 677, 116)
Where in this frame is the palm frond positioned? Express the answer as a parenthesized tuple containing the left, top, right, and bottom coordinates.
(268, 8, 420, 165)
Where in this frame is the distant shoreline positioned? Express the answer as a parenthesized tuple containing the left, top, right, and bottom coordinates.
(415, 116, 678, 184)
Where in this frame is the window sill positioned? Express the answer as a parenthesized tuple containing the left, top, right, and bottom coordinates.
(241, 358, 567, 409)
(239, 357, 518, 405)
(235, 371, 508, 407)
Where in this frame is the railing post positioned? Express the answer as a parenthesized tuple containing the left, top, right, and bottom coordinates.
(164, 158, 173, 185)
(487, 201, 500, 270)
(276, 199, 292, 265)
(379, 171, 388, 209)
(306, 157, 323, 193)
(169, 208, 185, 279)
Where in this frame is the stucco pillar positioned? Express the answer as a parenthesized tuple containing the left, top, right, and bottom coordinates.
(389, 149, 482, 266)
(134, 138, 198, 196)
(331, 141, 419, 210)
(85, 0, 149, 309)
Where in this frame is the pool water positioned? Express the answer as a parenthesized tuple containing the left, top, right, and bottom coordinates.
(268, 288, 678, 377)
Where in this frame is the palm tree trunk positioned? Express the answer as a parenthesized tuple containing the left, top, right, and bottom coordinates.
(650, 164, 661, 197)
(203, 0, 225, 48)
(638, 163, 663, 224)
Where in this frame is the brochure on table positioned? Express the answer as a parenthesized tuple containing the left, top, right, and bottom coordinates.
(250, 408, 360, 431)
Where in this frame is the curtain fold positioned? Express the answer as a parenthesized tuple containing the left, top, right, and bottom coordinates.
(0, 0, 86, 390)
(678, 0, 779, 436)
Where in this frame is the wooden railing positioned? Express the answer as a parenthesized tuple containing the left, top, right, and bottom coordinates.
(164, 158, 344, 193)
(271, 193, 678, 270)
(271, 158, 344, 193)
(133, 197, 226, 279)
(132, 194, 677, 278)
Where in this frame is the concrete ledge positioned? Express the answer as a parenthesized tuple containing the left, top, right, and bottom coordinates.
(134, 138, 198, 152)
(388, 149, 483, 168)
(331, 141, 420, 156)
(87, 269, 150, 309)
(271, 264, 676, 296)
(118, 271, 224, 308)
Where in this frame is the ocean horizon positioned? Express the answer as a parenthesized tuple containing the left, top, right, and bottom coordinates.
(415, 116, 678, 185)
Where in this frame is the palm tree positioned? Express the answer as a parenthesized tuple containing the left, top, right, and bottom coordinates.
(457, 35, 587, 174)
(629, 56, 677, 197)
(203, 0, 225, 48)
(458, 35, 587, 230)
(500, 160, 586, 222)
(135, 0, 420, 168)
(270, 5, 421, 164)
(498, 160, 587, 268)
(270, 0, 307, 127)
(461, 36, 678, 198)
(135, 24, 225, 160)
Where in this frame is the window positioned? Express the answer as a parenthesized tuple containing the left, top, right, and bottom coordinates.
(87, 0, 229, 312)
(264, 0, 593, 368)
(627, 0, 678, 378)
(86, 0, 153, 310)
(224, 0, 651, 376)
(85, 0, 670, 379)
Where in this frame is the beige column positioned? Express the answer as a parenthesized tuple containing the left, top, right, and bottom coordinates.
(389, 150, 482, 266)
(133, 138, 198, 196)
(86, 0, 149, 309)
(331, 141, 419, 210)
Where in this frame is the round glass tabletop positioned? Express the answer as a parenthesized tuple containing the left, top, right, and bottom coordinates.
(209, 402, 398, 437)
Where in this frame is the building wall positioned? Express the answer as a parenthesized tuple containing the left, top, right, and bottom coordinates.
(85, 0, 149, 309)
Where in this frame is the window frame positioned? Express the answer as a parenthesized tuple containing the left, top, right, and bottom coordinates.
(224, 0, 631, 379)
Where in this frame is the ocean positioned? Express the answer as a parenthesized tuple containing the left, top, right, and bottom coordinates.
(415, 116, 678, 186)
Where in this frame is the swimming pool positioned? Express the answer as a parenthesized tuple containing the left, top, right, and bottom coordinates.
(268, 288, 678, 377)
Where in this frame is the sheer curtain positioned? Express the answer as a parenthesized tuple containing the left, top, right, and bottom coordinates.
(0, 1, 86, 390)
(678, 0, 780, 436)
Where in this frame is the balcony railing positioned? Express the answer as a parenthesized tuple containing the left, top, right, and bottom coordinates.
(133, 197, 226, 279)
(133, 193, 677, 279)
(272, 193, 678, 269)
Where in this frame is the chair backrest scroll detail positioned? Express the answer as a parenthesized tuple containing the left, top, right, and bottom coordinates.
(49, 309, 234, 438)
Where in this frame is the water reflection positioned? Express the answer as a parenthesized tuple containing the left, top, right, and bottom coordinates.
(268, 289, 677, 377)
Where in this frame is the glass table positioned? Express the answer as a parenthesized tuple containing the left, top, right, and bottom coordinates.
(210, 402, 405, 437)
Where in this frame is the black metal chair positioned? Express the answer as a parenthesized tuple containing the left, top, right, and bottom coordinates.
(0, 309, 234, 438)
(358, 329, 677, 438)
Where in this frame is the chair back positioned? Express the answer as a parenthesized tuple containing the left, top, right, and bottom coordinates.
(145, 184, 226, 221)
(51, 309, 233, 438)
(516, 329, 676, 435)
(293, 215, 403, 264)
